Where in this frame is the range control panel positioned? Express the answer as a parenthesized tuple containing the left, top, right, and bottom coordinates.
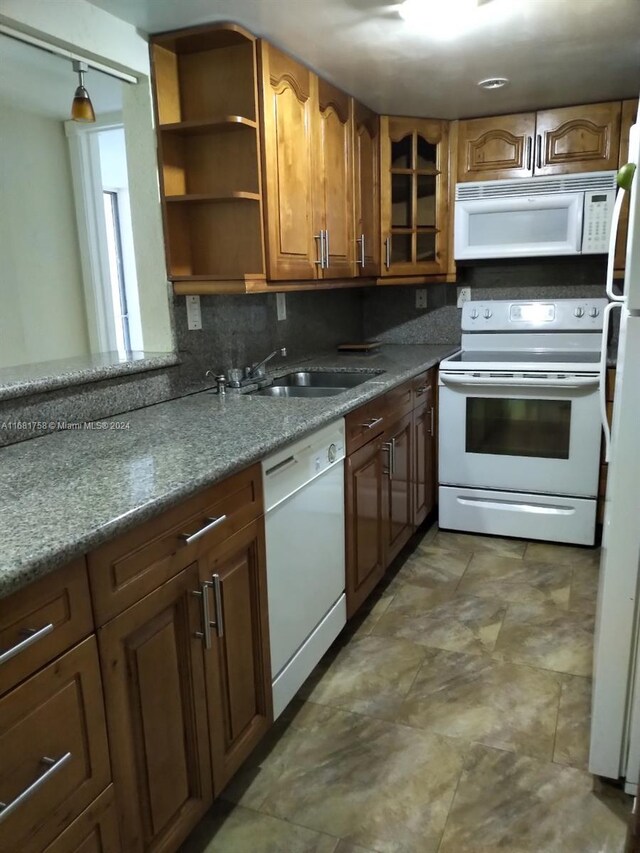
(462, 298, 609, 332)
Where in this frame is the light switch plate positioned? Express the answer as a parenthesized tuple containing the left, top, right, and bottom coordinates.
(457, 286, 471, 308)
(416, 289, 428, 310)
(186, 295, 202, 330)
(276, 292, 287, 321)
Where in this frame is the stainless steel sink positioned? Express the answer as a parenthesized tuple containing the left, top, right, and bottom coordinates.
(252, 386, 347, 398)
(272, 371, 378, 389)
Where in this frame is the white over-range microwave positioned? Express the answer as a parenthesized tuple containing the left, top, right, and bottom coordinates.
(454, 171, 617, 260)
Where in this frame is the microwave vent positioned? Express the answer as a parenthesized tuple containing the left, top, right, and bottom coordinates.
(456, 171, 617, 200)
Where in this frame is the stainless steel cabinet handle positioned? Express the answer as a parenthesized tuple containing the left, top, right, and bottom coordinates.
(211, 573, 224, 638)
(526, 136, 532, 171)
(415, 385, 427, 396)
(0, 623, 54, 666)
(430, 406, 435, 437)
(324, 229, 330, 269)
(536, 134, 542, 170)
(391, 437, 397, 478)
(192, 582, 213, 649)
(314, 231, 325, 268)
(360, 417, 383, 430)
(0, 752, 72, 824)
(357, 234, 366, 268)
(179, 515, 227, 546)
(383, 441, 394, 479)
(385, 236, 391, 269)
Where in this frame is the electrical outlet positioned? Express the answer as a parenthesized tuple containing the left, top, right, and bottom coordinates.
(186, 295, 202, 330)
(276, 292, 287, 321)
(457, 286, 471, 308)
(415, 289, 428, 310)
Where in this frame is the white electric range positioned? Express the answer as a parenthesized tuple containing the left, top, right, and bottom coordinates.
(438, 298, 608, 545)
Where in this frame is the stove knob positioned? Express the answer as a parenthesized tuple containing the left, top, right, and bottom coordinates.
(574, 307, 585, 318)
(328, 443, 337, 464)
(470, 308, 479, 320)
(483, 308, 493, 319)
(589, 307, 599, 318)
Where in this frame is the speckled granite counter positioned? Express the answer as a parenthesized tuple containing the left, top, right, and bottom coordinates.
(0, 344, 456, 599)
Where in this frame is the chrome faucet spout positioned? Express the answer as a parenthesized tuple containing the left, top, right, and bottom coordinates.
(248, 347, 287, 379)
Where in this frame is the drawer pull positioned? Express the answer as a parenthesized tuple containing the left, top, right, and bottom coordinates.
(0, 752, 71, 823)
(415, 386, 427, 395)
(0, 623, 54, 666)
(360, 417, 383, 430)
(212, 573, 224, 638)
(179, 515, 227, 546)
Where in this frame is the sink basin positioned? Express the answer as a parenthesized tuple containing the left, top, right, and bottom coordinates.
(252, 386, 347, 398)
(271, 371, 378, 389)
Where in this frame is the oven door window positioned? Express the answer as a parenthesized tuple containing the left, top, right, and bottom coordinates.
(466, 397, 571, 459)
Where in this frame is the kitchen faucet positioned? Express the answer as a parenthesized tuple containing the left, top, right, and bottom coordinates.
(245, 347, 287, 381)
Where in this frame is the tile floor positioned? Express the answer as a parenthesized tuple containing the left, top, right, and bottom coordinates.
(181, 524, 631, 853)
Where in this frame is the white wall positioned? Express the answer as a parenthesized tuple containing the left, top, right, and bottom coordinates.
(0, 101, 90, 368)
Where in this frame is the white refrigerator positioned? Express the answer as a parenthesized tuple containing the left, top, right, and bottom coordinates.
(590, 102, 640, 792)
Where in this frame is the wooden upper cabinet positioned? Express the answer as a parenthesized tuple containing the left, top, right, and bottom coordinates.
(457, 113, 536, 182)
(380, 116, 450, 277)
(258, 41, 318, 280)
(314, 78, 356, 278)
(615, 99, 638, 273)
(534, 101, 622, 176)
(353, 100, 380, 276)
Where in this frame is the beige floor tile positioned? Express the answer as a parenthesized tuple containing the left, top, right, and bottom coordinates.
(393, 648, 561, 760)
(432, 530, 527, 557)
(333, 844, 377, 853)
(570, 563, 600, 615)
(524, 541, 601, 568)
(344, 592, 395, 640)
(371, 591, 506, 656)
(554, 675, 592, 771)
(458, 552, 572, 608)
(180, 801, 339, 853)
(229, 701, 464, 853)
(390, 545, 471, 593)
(299, 634, 427, 718)
(438, 743, 629, 853)
(494, 601, 595, 676)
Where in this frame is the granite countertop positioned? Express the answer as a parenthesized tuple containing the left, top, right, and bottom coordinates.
(0, 344, 456, 599)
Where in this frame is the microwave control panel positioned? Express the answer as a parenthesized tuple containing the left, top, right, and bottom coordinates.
(582, 189, 615, 254)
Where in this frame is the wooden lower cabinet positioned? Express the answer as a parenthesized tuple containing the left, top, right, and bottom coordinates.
(200, 520, 273, 791)
(413, 381, 436, 527)
(44, 786, 121, 853)
(98, 564, 213, 853)
(383, 412, 414, 564)
(345, 435, 387, 618)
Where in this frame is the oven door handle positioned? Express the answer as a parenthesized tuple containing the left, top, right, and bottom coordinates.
(439, 374, 599, 390)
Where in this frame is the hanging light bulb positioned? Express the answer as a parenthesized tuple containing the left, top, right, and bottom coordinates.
(71, 60, 96, 123)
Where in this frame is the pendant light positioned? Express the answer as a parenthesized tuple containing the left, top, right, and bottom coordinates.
(71, 60, 96, 123)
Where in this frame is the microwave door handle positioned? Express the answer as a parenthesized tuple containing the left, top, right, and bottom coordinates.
(599, 302, 622, 463)
(606, 187, 628, 302)
(440, 374, 599, 389)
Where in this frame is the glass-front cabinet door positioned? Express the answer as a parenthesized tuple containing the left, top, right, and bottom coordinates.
(380, 117, 450, 277)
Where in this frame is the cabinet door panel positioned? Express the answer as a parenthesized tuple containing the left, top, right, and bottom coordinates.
(259, 42, 317, 280)
(384, 413, 413, 563)
(354, 100, 380, 276)
(98, 565, 212, 853)
(203, 520, 272, 792)
(44, 786, 121, 853)
(345, 437, 386, 618)
(457, 113, 536, 182)
(316, 79, 355, 278)
(535, 102, 621, 175)
(615, 99, 638, 272)
(413, 380, 436, 527)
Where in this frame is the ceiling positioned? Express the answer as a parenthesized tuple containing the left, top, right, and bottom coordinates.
(0, 34, 123, 120)
(87, 0, 640, 118)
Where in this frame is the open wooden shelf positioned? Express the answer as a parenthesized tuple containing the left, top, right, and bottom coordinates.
(159, 116, 258, 135)
(165, 192, 261, 203)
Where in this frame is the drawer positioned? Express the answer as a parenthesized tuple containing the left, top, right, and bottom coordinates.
(411, 369, 435, 409)
(385, 379, 414, 421)
(43, 785, 120, 853)
(345, 395, 387, 454)
(88, 464, 263, 624)
(0, 559, 93, 697)
(0, 637, 111, 853)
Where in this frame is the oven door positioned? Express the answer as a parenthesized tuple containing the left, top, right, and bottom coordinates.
(438, 371, 601, 497)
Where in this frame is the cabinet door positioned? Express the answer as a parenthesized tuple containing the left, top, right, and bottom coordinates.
(413, 379, 436, 527)
(353, 100, 380, 276)
(345, 436, 387, 619)
(380, 116, 450, 277)
(383, 412, 414, 564)
(534, 102, 622, 176)
(314, 78, 355, 279)
(98, 565, 212, 853)
(457, 113, 536, 182)
(615, 99, 638, 273)
(201, 520, 272, 792)
(44, 786, 120, 853)
(259, 41, 318, 280)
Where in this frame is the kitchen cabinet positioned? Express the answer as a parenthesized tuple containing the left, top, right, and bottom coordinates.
(201, 519, 272, 791)
(44, 786, 121, 853)
(98, 564, 213, 853)
(615, 99, 638, 275)
(353, 100, 380, 276)
(383, 411, 414, 564)
(457, 101, 622, 182)
(380, 116, 450, 278)
(413, 371, 437, 527)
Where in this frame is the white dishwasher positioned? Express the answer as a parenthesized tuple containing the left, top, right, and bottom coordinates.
(262, 418, 346, 719)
